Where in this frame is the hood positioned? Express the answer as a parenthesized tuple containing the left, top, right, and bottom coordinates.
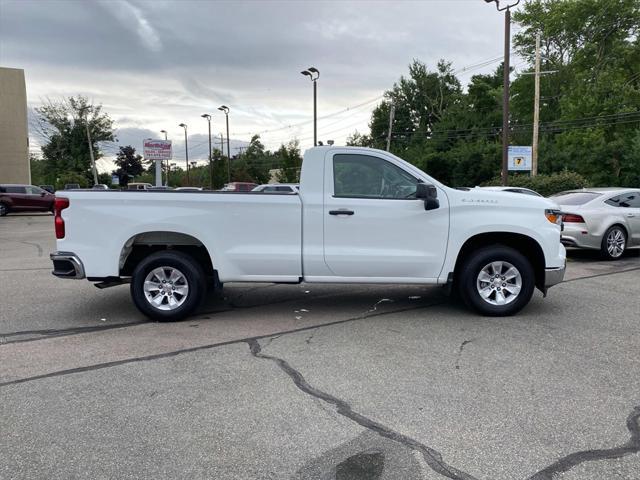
(449, 187, 560, 210)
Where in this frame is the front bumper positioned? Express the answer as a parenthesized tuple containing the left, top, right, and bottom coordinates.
(50, 251, 85, 279)
(544, 261, 566, 288)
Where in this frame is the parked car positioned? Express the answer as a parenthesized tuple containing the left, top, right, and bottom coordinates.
(251, 183, 299, 193)
(39, 185, 55, 194)
(92, 184, 109, 190)
(0, 184, 55, 215)
(551, 188, 640, 260)
(148, 186, 174, 191)
(175, 187, 203, 192)
(477, 186, 543, 197)
(221, 182, 258, 192)
(126, 183, 153, 190)
(50, 146, 566, 320)
(64, 184, 81, 190)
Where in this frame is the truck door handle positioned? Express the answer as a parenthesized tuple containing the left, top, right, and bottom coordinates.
(329, 209, 354, 216)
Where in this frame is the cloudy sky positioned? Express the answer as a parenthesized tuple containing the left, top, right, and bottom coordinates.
(0, 0, 524, 171)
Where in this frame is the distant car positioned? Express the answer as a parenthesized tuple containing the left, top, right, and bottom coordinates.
(222, 182, 258, 192)
(92, 184, 109, 190)
(64, 184, 81, 190)
(148, 186, 174, 191)
(251, 184, 299, 193)
(0, 184, 55, 216)
(551, 188, 640, 260)
(39, 185, 55, 194)
(477, 186, 543, 197)
(126, 183, 153, 190)
(175, 187, 203, 192)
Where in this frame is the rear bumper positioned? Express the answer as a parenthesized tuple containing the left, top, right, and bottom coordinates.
(544, 261, 566, 288)
(50, 251, 85, 279)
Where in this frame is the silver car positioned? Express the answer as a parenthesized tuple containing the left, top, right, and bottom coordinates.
(551, 188, 640, 259)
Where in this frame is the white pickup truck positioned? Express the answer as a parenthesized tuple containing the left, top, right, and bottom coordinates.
(51, 146, 566, 320)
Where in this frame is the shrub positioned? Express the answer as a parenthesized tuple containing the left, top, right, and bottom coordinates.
(481, 171, 589, 197)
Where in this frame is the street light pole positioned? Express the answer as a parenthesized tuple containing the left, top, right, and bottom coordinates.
(179, 123, 189, 186)
(160, 129, 169, 186)
(201, 114, 213, 189)
(218, 106, 230, 183)
(485, 0, 519, 186)
(301, 67, 320, 146)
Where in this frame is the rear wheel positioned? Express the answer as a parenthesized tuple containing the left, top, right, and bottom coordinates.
(0, 203, 8, 216)
(601, 226, 626, 260)
(131, 251, 206, 321)
(458, 245, 535, 316)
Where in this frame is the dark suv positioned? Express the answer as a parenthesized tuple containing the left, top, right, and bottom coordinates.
(0, 184, 55, 216)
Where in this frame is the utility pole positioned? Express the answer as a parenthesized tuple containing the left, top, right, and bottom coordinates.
(179, 123, 189, 186)
(160, 129, 169, 186)
(485, 0, 520, 186)
(386, 103, 395, 152)
(201, 114, 213, 189)
(85, 123, 98, 186)
(501, 6, 511, 186)
(532, 33, 541, 176)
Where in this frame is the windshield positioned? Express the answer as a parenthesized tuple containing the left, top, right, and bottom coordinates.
(550, 192, 601, 205)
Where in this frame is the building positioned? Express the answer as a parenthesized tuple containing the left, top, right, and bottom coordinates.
(0, 67, 30, 184)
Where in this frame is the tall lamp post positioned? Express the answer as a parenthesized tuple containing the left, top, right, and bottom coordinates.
(160, 129, 169, 186)
(485, 0, 520, 186)
(201, 114, 213, 189)
(218, 105, 230, 183)
(300, 67, 319, 146)
(178, 123, 190, 186)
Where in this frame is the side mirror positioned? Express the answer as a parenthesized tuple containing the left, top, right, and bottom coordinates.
(40, 191, 46, 197)
(416, 183, 440, 211)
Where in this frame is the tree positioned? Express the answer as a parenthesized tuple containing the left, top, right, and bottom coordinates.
(241, 135, 272, 184)
(34, 96, 114, 185)
(113, 146, 143, 186)
(275, 140, 302, 183)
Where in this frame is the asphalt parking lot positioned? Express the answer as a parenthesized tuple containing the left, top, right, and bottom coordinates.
(1, 213, 639, 480)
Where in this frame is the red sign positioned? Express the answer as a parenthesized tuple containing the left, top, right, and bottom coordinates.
(143, 139, 172, 161)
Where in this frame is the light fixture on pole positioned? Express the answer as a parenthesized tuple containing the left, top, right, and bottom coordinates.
(201, 114, 213, 189)
(178, 123, 190, 186)
(485, 0, 520, 186)
(218, 106, 231, 183)
(160, 129, 169, 186)
(301, 67, 320, 146)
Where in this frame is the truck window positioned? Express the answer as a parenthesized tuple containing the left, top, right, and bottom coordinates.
(333, 154, 419, 199)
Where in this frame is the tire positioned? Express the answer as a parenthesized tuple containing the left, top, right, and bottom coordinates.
(457, 245, 535, 317)
(600, 225, 627, 260)
(130, 250, 207, 321)
(0, 203, 8, 216)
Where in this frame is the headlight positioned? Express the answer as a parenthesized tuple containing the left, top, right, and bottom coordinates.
(545, 209, 563, 226)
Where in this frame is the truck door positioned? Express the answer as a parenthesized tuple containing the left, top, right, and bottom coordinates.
(323, 152, 449, 280)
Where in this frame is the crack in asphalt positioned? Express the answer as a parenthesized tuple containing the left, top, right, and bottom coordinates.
(454, 339, 474, 370)
(247, 338, 480, 480)
(0, 301, 446, 388)
(527, 405, 640, 480)
(0, 322, 148, 344)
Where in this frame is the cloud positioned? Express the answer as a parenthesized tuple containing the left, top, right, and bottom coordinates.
(97, 0, 162, 52)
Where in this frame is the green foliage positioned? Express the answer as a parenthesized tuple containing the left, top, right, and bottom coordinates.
(275, 140, 302, 183)
(351, 0, 640, 188)
(35, 96, 114, 185)
(56, 172, 89, 190)
(112, 146, 143, 187)
(29, 155, 48, 186)
(481, 171, 590, 197)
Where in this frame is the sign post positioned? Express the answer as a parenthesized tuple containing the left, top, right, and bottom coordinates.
(143, 139, 172, 187)
(508, 146, 532, 172)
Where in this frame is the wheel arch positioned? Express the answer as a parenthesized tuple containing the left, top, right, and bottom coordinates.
(453, 232, 546, 291)
(119, 231, 215, 278)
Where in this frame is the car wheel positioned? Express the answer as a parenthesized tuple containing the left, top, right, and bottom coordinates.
(0, 203, 7, 216)
(130, 250, 206, 321)
(458, 245, 535, 316)
(601, 225, 627, 260)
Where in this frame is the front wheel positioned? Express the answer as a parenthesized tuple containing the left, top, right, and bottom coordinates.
(131, 251, 206, 321)
(0, 203, 8, 216)
(458, 246, 535, 316)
